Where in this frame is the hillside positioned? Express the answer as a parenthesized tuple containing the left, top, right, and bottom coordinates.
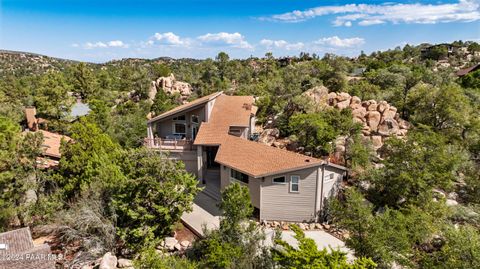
(0, 50, 83, 76)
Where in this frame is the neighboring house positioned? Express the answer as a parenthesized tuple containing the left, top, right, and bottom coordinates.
(23, 107, 71, 169)
(456, 63, 480, 77)
(146, 92, 347, 222)
(421, 43, 459, 59)
(0, 227, 56, 269)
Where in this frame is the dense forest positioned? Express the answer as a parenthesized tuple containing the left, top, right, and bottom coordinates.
(1, 40, 480, 268)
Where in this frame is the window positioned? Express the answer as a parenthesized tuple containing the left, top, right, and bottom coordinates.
(272, 176, 286, 184)
(228, 127, 242, 137)
(230, 169, 249, 184)
(173, 115, 186, 121)
(173, 114, 186, 135)
(173, 123, 186, 134)
(191, 115, 199, 124)
(290, 175, 300, 192)
(324, 173, 335, 182)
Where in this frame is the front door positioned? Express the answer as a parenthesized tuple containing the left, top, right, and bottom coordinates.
(192, 124, 199, 140)
(206, 146, 219, 168)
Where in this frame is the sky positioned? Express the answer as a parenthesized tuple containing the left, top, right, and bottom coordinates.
(0, 0, 479, 62)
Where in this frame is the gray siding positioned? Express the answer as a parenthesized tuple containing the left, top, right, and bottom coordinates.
(220, 165, 261, 208)
(153, 106, 206, 140)
(169, 151, 198, 176)
(260, 167, 318, 222)
(320, 166, 344, 208)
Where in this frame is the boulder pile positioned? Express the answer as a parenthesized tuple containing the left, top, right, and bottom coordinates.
(148, 73, 193, 103)
(324, 91, 410, 156)
(300, 87, 411, 156)
(155, 236, 192, 253)
(259, 220, 349, 240)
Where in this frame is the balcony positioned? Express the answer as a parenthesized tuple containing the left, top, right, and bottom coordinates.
(144, 137, 195, 151)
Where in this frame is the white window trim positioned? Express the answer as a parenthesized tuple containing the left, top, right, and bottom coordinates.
(324, 173, 335, 183)
(172, 114, 187, 135)
(272, 175, 286, 184)
(172, 122, 186, 135)
(290, 175, 300, 193)
(191, 115, 199, 124)
(173, 114, 186, 122)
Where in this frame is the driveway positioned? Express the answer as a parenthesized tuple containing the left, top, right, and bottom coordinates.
(181, 192, 221, 237)
(182, 192, 353, 259)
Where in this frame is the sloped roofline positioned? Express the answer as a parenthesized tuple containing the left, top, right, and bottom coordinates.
(147, 91, 223, 123)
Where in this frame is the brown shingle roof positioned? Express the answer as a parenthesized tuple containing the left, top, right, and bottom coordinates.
(456, 63, 480, 77)
(148, 91, 223, 123)
(38, 130, 71, 159)
(0, 228, 55, 269)
(0, 227, 34, 255)
(193, 94, 255, 145)
(215, 135, 324, 178)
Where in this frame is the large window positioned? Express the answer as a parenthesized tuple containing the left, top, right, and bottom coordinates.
(173, 115, 186, 121)
(290, 175, 300, 192)
(230, 169, 249, 184)
(173, 123, 186, 134)
(172, 114, 186, 135)
(272, 176, 286, 184)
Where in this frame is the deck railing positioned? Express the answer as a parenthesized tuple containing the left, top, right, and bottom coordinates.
(144, 138, 194, 151)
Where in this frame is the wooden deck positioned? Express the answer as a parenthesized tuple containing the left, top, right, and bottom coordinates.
(144, 138, 195, 151)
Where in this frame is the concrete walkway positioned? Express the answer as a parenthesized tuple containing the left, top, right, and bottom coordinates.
(182, 192, 353, 260)
(264, 229, 353, 260)
(181, 192, 221, 237)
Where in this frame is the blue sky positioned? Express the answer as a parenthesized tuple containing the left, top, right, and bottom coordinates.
(1, 0, 479, 62)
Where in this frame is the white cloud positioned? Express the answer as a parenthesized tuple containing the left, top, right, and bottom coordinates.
(266, 0, 480, 26)
(197, 32, 253, 49)
(314, 36, 365, 48)
(81, 40, 128, 49)
(107, 40, 129, 48)
(151, 32, 189, 46)
(260, 39, 305, 50)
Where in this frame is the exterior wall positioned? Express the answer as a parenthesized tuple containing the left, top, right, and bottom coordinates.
(260, 167, 319, 222)
(169, 151, 198, 177)
(220, 165, 261, 208)
(320, 165, 344, 209)
(152, 106, 206, 140)
(219, 164, 345, 222)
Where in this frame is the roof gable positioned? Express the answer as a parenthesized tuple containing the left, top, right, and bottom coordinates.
(148, 91, 223, 123)
(193, 94, 256, 145)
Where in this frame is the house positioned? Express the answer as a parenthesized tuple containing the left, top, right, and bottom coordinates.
(456, 63, 480, 77)
(0, 227, 56, 269)
(23, 108, 71, 168)
(146, 92, 346, 222)
(421, 43, 459, 59)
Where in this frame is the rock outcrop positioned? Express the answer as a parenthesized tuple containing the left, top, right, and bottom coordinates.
(315, 91, 411, 157)
(99, 252, 117, 269)
(148, 73, 193, 103)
